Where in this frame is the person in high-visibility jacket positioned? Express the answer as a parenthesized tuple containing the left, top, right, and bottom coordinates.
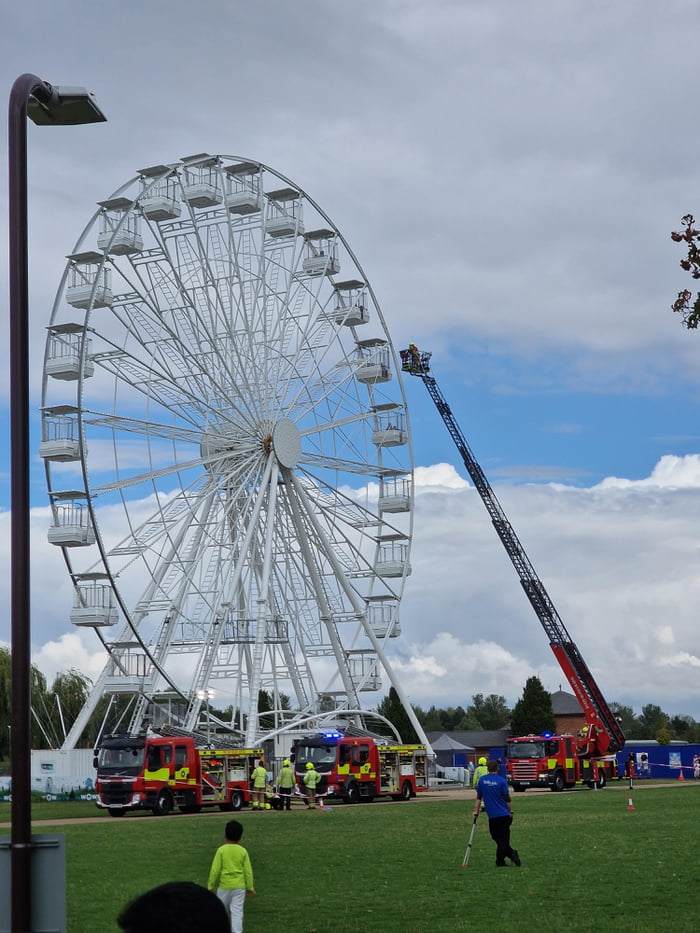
(473, 757, 489, 786)
(302, 762, 321, 809)
(251, 759, 268, 810)
(276, 759, 296, 811)
(472, 756, 489, 807)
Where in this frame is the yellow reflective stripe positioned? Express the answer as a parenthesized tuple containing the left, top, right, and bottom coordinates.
(144, 768, 169, 781)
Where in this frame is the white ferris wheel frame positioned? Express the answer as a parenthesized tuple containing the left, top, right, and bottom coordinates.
(40, 153, 426, 750)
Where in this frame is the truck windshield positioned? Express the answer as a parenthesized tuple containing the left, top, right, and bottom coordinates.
(97, 745, 145, 775)
(294, 744, 337, 769)
(507, 740, 559, 759)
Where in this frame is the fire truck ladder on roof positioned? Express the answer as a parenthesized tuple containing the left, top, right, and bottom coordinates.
(401, 347, 624, 756)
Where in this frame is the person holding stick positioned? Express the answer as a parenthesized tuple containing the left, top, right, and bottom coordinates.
(473, 759, 521, 867)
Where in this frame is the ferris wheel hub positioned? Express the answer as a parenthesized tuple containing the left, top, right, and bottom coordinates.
(272, 418, 302, 468)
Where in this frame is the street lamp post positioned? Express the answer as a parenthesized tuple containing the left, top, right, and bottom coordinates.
(8, 74, 106, 932)
(197, 689, 215, 744)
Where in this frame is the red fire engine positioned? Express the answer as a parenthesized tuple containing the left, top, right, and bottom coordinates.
(505, 732, 618, 792)
(403, 348, 625, 793)
(292, 730, 428, 803)
(94, 730, 263, 816)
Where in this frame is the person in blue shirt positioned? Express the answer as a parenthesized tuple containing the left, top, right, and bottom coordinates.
(473, 760, 521, 867)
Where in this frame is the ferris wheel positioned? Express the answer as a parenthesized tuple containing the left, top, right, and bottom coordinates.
(40, 153, 421, 749)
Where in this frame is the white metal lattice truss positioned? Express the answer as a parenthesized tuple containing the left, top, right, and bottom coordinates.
(41, 154, 421, 749)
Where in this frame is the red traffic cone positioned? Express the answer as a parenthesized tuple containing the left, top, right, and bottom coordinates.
(627, 795, 636, 810)
(678, 769, 685, 781)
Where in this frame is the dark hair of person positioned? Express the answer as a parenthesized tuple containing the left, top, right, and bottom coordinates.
(117, 881, 229, 933)
(225, 819, 244, 842)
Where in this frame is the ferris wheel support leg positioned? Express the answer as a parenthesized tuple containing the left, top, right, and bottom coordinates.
(282, 469, 360, 719)
(245, 461, 279, 746)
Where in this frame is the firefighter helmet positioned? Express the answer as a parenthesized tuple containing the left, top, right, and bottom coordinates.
(478, 757, 487, 766)
(306, 762, 314, 770)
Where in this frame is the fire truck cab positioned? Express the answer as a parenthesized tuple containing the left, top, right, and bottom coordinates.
(94, 732, 263, 816)
(292, 730, 428, 804)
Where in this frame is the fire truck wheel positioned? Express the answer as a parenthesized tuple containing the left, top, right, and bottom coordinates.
(391, 781, 412, 801)
(152, 790, 174, 816)
(108, 808, 125, 817)
(551, 771, 565, 793)
(344, 781, 360, 804)
(229, 790, 244, 811)
(596, 772, 607, 789)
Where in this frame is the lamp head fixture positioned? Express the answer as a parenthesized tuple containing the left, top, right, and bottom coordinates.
(27, 83, 107, 126)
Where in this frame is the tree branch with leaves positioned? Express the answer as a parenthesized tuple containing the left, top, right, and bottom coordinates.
(671, 214, 700, 328)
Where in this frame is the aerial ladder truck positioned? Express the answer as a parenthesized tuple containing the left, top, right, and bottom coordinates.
(401, 346, 624, 790)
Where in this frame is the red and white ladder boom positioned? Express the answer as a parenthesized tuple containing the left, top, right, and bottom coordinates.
(400, 346, 624, 756)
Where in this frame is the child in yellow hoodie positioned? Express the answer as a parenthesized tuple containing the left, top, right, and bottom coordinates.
(208, 820, 256, 933)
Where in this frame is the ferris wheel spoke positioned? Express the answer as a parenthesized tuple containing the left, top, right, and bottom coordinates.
(107, 244, 262, 429)
(83, 411, 203, 446)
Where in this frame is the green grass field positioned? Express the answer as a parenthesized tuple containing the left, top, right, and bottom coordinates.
(3, 782, 699, 932)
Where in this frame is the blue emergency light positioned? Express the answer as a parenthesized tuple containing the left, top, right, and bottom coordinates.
(541, 732, 553, 738)
(322, 731, 343, 739)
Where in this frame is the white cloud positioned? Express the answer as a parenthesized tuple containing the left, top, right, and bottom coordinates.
(413, 463, 469, 490)
(595, 454, 700, 490)
(389, 633, 539, 705)
(32, 633, 106, 684)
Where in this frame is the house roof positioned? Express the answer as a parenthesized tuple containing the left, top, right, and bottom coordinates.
(551, 689, 584, 715)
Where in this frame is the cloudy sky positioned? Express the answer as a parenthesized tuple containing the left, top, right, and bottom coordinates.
(2, 0, 700, 721)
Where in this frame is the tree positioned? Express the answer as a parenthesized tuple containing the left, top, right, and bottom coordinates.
(468, 693, 511, 730)
(49, 670, 93, 744)
(609, 702, 638, 739)
(509, 676, 556, 736)
(440, 706, 466, 732)
(258, 690, 274, 731)
(637, 704, 668, 739)
(456, 708, 483, 730)
(30, 665, 53, 748)
(420, 705, 444, 732)
(657, 723, 672, 746)
(375, 687, 419, 743)
(671, 214, 700, 329)
(669, 714, 696, 741)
